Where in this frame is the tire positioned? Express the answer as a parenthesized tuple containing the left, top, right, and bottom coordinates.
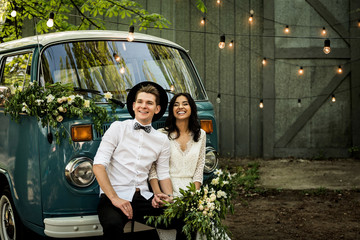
(0, 189, 24, 240)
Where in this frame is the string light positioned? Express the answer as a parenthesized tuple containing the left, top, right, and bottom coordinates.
(216, 93, 221, 104)
(113, 53, 121, 62)
(249, 14, 253, 23)
(229, 40, 234, 47)
(170, 85, 175, 92)
(217, 0, 220, 4)
(323, 39, 331, 54)
(259, 99, 264, 109)
(284, 25, 290, 34)
(358, 20, 360, 28)
(337, 66, 342, 74)
(298, 66, 304, 75)
(47, 12, 54, 28)
(331, 94, 336, 102)
(200, 17, 206, 25)
(218, 35, 225, 49)
(297, 99, 301, 107)
(10, 10, 17, 18)
(262, 58, 267, 65)
(119, 67, 125, 74)
(127, 25, 135, 42)
(321, 27, 327, 36)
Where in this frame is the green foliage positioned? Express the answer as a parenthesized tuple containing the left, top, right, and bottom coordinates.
(1, 0, 207, 42)
(146, 169, 237, 240)
(2, 82, 117, 144)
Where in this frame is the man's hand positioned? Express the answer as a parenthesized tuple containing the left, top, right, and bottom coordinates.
(111, 197, 133, 219)
(152, 193, 173, 208)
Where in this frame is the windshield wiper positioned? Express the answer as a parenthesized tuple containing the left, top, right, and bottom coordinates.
(74, 88, 125, 108)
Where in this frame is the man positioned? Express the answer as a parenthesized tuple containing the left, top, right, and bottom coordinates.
(93, 81, 186, 239)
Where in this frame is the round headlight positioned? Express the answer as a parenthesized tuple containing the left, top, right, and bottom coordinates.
(204, 147, 218, 173)
(65, 157, 95, 187)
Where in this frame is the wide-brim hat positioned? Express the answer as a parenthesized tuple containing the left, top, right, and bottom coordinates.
(126, 81, 168, 122)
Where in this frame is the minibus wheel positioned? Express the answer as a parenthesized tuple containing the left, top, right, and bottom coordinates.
(0, 189, 24, 240)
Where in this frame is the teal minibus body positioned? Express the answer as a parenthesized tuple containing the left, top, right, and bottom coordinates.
(0, 30, 218, 239)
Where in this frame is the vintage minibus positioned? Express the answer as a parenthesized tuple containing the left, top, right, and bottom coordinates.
(0, 30, 218, 239)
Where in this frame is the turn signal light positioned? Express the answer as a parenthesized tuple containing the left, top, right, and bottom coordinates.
(200, 120, 213, 134)
(71, 125, 93, 142)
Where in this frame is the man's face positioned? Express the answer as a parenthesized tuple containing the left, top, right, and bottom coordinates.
(132, 92, 160, 125)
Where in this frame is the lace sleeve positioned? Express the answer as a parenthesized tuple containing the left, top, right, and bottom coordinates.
(192, 130, 206, 184)
(148, 162, 158, 180)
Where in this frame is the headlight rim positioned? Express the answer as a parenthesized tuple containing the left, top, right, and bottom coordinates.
(65, 157, 95, 188)
(204, 147, 218, 174)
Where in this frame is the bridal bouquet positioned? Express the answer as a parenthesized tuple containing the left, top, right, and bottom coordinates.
(147, 169, 238, 240)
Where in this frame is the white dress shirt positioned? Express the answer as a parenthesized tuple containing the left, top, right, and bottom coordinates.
(94, 119, 170, 201)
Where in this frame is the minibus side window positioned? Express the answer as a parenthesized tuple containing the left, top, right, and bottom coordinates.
(1, 52, 32, 90)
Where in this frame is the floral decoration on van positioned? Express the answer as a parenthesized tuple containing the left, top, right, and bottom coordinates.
(3, 82, 117, 144)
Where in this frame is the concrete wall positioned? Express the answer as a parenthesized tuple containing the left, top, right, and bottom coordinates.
(22, 0, 360, 158)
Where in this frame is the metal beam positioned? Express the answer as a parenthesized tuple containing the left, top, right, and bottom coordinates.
(275, 47, 350, 59)
(306, 0, 350, 46)
(275, 69, 350, 148)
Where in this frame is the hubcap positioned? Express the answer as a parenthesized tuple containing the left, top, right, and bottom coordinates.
(1, 196, 16, 240)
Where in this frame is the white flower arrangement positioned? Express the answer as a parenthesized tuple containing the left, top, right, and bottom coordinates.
(147, 169, 238, 240)
(3, 82, 117, 144)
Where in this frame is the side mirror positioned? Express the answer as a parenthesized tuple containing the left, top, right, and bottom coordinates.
(0, 86, 11, 107)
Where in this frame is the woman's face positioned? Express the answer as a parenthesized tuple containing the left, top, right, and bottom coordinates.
(173, 95, 192, 121)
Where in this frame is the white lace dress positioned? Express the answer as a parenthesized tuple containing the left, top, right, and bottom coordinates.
(149, 128, 206, 240)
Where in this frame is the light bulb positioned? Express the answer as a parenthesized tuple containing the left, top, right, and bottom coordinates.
(113, 53, 121, 62)
(47, 12, 54, 28)
(216, 94, 221, 104)
(321, 27, 326, 36)
(298, 66, 304, 75)
(170, 85, 175, 92)
(337, 66, 342, 74)
(249, 14, 253, 23)
(284, 25, 290, 34)
(127, 25, 135, 42)
(259, 99, 264, 109)
(11, 10, 16, 17)
(218, 35, 225, 49)
(358, 20, 360, 28)
(323, 39, 331, 54)
(217, 0, 220, 4)
(229, 40, 233, 47)
(119, 67, 125, 74)
(297, 99, 302, 108)
(262, 58, 267, 65)
(200, 18, 205, 25)
(331, 94, 336, 102)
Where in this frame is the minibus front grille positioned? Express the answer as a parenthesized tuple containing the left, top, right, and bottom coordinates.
(94, 123, 111, 140)
(93, 121, 166, 140)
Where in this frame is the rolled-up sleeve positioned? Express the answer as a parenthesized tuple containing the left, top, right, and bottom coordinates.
(156, 138, 171, 180)
(94, 122, 119, 168)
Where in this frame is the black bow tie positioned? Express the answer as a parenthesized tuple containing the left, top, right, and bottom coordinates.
(134, 122, 151, 133)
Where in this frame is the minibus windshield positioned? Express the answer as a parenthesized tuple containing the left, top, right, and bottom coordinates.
(41, 41, 207, 103)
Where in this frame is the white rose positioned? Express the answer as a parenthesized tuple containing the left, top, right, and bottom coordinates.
(83, 100, 90, 108)
(211, 178, 219, 186)
(57, 98, 63, 104)
(56, 115, 64, 122)
(104, 92, 113, 100)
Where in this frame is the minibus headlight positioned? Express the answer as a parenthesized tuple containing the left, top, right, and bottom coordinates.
(65, 157, 95, 187)
(204, 147, 218, 173)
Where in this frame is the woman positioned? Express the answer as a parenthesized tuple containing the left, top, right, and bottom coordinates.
(149, 92, 206, 240)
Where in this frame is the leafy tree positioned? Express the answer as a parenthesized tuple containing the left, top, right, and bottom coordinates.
(0, 0, 206, 43)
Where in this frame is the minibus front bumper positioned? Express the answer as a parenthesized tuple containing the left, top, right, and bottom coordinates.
(44, 215, 153, 238)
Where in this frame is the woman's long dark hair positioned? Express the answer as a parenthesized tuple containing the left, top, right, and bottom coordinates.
(165, 93, 201, 142)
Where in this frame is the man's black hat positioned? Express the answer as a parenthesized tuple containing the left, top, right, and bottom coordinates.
(126, 81, 168, 122)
